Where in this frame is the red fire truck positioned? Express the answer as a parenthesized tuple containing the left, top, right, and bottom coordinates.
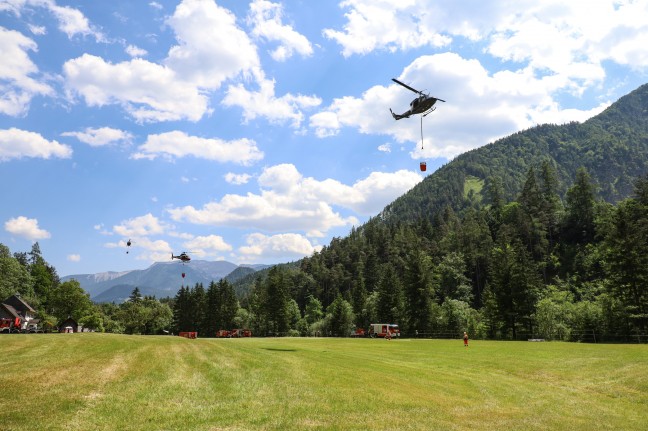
(0, 317, 21, 333)
(368, 323, 400, 338)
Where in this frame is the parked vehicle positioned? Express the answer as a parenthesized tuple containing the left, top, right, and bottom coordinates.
(368, 323, 400, 338)
(351, 328, 366, 337)
(229, 329, 252, 338)
(0, 317, 21, 333)
(178, 331, 197, 339)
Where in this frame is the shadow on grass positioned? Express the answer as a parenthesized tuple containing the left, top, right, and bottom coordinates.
(262, 348, 298, 352)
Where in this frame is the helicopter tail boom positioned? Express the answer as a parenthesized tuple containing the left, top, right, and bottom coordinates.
(390, 108, 408, 120)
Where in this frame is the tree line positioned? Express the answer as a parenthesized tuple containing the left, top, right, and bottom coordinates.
(2, 164, 647, 340)
(232, 164, 648, 341)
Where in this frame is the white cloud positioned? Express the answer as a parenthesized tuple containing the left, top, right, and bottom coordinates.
(247, 0, 313, 61)
(63, 54, 209, 123)
(112, 213, 169, 237)
(4, 216, 51, 240)
(2, 0, 104, 41)
(317, 1, 647, 158)
(164, 0, 260, 90)
(167, 163, 422, 236)
(67, 254, 80, 262)
(59, 0, 318, 126)
(378, 143, 391, 153)
(224, 172, 252, 185)
(222, 69, 321, 128)
(47, 0, 104, 41)
(132, 131, 264, 165)
(310, 53, 611, 158)
(61, 127, 133, 147)
(238, 232, 322, 262)
(62, 0, 261, 123)
(323, 0, 451, 57)
(0, 27, 53, 116)
(28, 24, 46, 35)
(125, 44, 147, 58)
(0, 128, 72, 161)
(325, 1, 648, 79)
(183, 235, 232, 255)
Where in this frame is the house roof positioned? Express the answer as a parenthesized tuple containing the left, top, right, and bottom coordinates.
(59, 317, 78, 326)
(3, 294, 36, 314)
(0, 303, 20, 319)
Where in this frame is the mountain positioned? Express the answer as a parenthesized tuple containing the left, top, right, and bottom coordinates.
(230, 83, 648, 299)
(64, 271, 133, 297)
(381, 83, 648, 223)
(62, 260, 257, 303)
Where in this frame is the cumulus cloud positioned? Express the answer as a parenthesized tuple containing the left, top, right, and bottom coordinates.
(1, 0, 104, 41)
(324, 0, 648, 73)
(310, 53, 610, 158)
(238, 232, 322, 262)
(324, 0, 452, 56)
(183, 235, 232, 259)
(0, 128, 72, 161)
(112, 213, 169, 237)
(247, 0, 313, 61)
(61, 127, 133, 147)
(67, 254, 81, 262)
(224, 172, 252, 185)
(63, 54, 209, 123)
(378, 143, 391, 153)
(58, 0, 320, 126)
(132, 131, 264, 165)
(167, 163, 421, 236)
(62, 0, 259, 123)
(164, 0, 259, 90)
(222, 69, 321, 128)
(28, 24, 46, 35)
(4, 216, 51, 240)
(0, 27, 53, 116)
(125, 44, 147, 58)
(313, 0, 646, 158)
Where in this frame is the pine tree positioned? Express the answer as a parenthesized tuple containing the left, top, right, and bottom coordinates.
(376, 264, 404, 324)
(403, 250, 434, 334)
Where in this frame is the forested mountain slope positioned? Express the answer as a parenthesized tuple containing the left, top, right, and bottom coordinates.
(381, 83, 648, 223)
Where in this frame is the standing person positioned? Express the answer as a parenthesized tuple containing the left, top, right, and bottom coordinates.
(463, 331, 469, 347)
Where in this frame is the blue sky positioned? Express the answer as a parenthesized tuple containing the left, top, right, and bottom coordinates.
(1, 0, 647, 276)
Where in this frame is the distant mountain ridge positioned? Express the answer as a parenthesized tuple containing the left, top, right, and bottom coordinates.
(62, 260, 270, 303)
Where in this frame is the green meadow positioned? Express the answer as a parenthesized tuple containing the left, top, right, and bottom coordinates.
(0, 334, 646, 431)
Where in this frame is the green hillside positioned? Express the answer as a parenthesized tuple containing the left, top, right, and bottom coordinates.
(382, 83, 648, 223)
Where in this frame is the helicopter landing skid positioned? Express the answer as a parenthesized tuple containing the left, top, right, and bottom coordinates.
(422, 107, 436, 117)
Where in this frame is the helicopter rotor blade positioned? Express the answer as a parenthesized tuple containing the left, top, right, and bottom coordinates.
(392, 78, 424, 95)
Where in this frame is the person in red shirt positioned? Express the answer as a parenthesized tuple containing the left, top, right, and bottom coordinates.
(463, 331, 469, 347)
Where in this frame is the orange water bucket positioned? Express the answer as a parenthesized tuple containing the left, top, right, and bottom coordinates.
(420, 161, 427, 171)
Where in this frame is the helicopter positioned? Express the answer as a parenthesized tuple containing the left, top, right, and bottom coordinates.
(389, 78, 445, 120)
(171, 252, 191, 263)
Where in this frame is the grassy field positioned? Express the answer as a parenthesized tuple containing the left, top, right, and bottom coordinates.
(0, 334, 646, 431)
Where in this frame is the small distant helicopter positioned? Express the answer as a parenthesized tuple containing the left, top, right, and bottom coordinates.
(126, 239, 132, 254)
(171, 252, 191, 263)
(389, 78, 445, 120)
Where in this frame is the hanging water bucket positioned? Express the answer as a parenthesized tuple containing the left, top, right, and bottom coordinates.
(420, 161, 427, 172)
(182, 272, 185, 278)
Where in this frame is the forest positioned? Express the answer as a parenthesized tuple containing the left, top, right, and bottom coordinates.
(2, 164, 647, 341)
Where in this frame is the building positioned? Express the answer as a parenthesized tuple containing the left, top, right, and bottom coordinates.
(0, 294, 39, 332)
